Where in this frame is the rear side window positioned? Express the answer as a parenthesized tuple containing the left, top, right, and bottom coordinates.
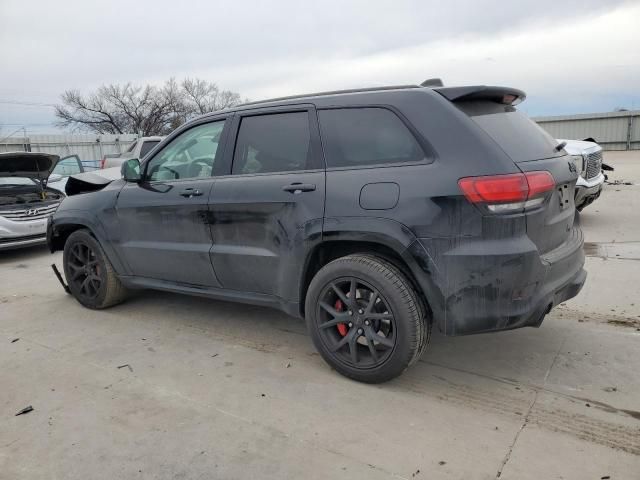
(140, 140, 160, 158)
(457, 101, 563, 162)
(318, 108, 425, 168)
(232, 112, 311, 174)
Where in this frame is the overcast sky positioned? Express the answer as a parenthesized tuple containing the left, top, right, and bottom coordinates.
(1, 0, 639, 134)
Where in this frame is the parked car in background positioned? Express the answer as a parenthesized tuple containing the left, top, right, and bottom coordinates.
(0, 152, 63, 250)
(560, 138, 605, 211)
(48, 83, 586, 383)
(47, 154, 84, 193)
(101, 136, 164, 169)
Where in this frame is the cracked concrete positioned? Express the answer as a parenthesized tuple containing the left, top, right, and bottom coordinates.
(1, 151, 639, 479)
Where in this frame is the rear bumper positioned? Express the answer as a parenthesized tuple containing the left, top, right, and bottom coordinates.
(408, 227, 586, 335)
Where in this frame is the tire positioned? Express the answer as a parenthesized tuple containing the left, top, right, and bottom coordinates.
(63, 229, 128, 309)
(305, 254, 430, 383)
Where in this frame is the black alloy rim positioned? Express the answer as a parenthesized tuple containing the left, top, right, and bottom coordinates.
(316, 277, 396, 369)
(67, 242, 102, 299)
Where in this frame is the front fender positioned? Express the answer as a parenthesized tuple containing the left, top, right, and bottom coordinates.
(48, 184, 128, 275)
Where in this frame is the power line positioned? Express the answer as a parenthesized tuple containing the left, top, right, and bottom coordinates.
(0, 123, 56, 126)
(0, 100, 56, 107)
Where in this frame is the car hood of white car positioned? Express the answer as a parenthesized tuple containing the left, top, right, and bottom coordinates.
(558, 139, 600, 155)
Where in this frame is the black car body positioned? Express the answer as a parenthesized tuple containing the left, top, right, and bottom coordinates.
(48, 84, 586, 382)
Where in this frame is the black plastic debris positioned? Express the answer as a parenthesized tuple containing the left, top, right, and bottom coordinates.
(117, 364, 133, 372)
(15, 405, 34, 416)
(11, 338, 19, 343)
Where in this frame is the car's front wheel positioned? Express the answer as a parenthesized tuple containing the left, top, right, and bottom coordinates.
(305, 254, 430, 383)
(63, 229, 128, 309)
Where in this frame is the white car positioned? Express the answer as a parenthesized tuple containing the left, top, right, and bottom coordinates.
(101, 136, 164, 169)
(0, 152, 64, 250)
(559, 138, 605, 211)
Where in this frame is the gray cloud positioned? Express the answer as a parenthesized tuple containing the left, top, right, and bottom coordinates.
(1, 0, 638, 132)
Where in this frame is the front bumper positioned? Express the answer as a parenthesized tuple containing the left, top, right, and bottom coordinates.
(0, 215, 49, 250)
(575, 172, 604, 209)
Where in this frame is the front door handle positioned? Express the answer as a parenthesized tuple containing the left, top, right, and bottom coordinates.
(179, 188, 203, 198)
(282, 183, 316, 194)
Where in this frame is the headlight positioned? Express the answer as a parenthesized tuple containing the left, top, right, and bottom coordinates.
(569, 155, 584, 175)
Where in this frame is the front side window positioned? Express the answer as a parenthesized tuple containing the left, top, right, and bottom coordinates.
(232, 111, 311, 175)
(318, 108, 425, 168)
(145, 121, 224, 181)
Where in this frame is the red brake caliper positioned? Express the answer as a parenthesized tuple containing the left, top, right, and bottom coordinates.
(334, 299, 348, 336)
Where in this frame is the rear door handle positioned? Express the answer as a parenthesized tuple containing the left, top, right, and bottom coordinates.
(282, 183, 316, 194)
(179, 188, 203, 198)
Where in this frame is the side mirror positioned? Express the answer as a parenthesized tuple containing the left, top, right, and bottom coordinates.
(121, 158, 142, 182)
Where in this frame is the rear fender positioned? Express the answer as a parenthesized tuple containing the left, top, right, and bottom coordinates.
(322, 216, 445, 324)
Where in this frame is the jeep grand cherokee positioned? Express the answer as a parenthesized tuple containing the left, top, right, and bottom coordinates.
(48, 83, 586, 383)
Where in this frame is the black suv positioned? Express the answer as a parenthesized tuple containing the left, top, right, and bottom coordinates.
(48, 84, 586, 383)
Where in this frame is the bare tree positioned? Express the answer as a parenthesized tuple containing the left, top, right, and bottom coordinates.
(55, 78, 243, 135)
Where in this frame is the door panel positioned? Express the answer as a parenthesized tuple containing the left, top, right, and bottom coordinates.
(116, 179, 220, 286)
(114, 119, 229, 286)
(209, 172, 324, 298)
(208, 106, 325, 301)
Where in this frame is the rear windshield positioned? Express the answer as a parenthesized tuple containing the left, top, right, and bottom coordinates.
(140, 140, 160, 158)
(456, 100, 563, 162)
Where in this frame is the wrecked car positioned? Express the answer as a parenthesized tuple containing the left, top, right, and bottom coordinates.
(0, 152, 64, 250)
(560, 138, 605, 211)
(48, 83, 586, 383)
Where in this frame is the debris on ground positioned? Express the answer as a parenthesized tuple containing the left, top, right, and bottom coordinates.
(438, 461, 447, 466)
(605, 179, 633, 186)
(15, 405, 34, 416)
(11, 338, 19, 343)
(412, 469, 421, 476)
(117, 364, 133, 372)
(607, 318, 640, 328)
(603, 387, 618, 393)
(285, 362, 291, 368)
(210, 353, 219, 358)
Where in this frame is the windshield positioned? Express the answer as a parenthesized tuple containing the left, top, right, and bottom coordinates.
(456, 100, 564, 162)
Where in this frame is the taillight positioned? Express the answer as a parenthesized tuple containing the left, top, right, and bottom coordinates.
(100, 157, 106, 169)
(458, 171, 555, 213)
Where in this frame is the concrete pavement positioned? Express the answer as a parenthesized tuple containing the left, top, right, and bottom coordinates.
(1, 151, 639, 479)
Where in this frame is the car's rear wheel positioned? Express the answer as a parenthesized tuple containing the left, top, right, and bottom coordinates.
(63, 229, 128, 309)
(305, 254, 430, 383)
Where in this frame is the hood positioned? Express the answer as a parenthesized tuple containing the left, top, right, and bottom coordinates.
(557, 139, 600, 155)
(0, 152, 60, 181)
(65, 167, 122, 196)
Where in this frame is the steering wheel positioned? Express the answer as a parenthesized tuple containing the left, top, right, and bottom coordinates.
(187, 158, 212, 178)
(162, 166, 180, 179)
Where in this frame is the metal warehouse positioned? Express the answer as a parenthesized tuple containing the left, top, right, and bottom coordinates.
(535, 110, 640, 151)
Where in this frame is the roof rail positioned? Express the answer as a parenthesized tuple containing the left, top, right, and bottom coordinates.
(236, 84, 421, 108)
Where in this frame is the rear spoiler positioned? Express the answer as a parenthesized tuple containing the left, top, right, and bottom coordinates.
(433, 85, 526, 106)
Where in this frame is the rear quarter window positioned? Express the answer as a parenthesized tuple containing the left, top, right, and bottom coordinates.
(456, 100, 563, 163)
(318, 108, 425, 168)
